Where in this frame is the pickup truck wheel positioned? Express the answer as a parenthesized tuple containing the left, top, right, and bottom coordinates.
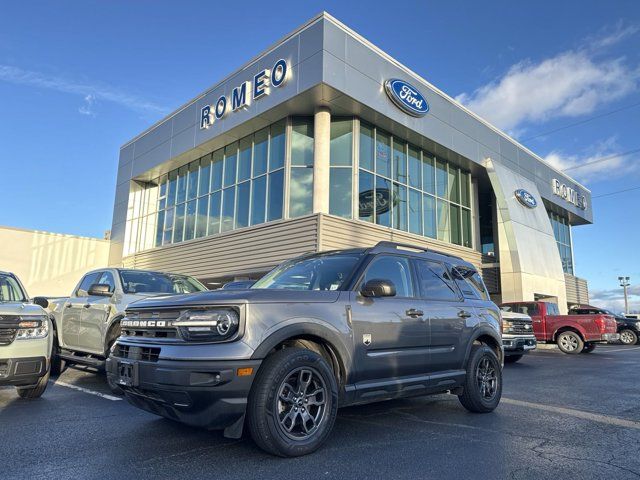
(17, 371, 50, 399)
(504, 354, 523, 364)
(50, 330, 66, 376)
(458, 345, 502, 413)
(619, 329, 638, 345)
(247, 347, 338, 457)
(557, 331, 583, 354)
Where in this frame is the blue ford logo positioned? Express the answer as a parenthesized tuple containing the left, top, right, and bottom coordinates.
(384, 79, 429, 117)
(514, 189, 537, 209)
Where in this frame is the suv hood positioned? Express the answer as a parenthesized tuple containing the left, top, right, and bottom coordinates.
(0, 302, 48, 317)
(127, 289, 342, 310)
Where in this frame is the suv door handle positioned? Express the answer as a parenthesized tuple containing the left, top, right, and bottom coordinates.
(406, 308, 424, 318)
(458, 310, 473, 319)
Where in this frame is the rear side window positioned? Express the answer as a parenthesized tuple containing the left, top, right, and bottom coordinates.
(414, 260, 460, 301)
(545, 303, 560, 315)
(452, 266, 489, 300)
(361, 255, 414, 298)
(76, 272, 101, 297)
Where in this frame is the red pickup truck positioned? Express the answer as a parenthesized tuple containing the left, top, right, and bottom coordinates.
(499, 301, 619, 354)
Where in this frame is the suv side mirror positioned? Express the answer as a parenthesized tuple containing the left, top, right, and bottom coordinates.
(88, 284, 113, 297)
(33, 296, 49, 309)
(361, 279, 396, 298)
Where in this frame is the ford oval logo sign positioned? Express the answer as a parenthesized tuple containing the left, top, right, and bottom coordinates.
(514, 189, 537, 209)
(384, 79, 429, 117)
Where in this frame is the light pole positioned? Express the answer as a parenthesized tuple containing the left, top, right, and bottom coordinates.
(618, 276, 630, 314)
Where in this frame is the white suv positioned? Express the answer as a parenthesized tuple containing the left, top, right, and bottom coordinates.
(0, 272, 52, 398)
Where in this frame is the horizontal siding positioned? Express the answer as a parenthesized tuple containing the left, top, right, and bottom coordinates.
(122, 216, 319, 278)
(319, 214, 483, 272)
(565, 273, 589, 305)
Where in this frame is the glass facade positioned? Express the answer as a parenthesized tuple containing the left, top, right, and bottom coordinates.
(548, 212, 573, 274)
(356, 121, 473, 248)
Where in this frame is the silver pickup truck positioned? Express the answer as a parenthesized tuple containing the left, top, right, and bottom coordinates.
(42, 268, 206, 392)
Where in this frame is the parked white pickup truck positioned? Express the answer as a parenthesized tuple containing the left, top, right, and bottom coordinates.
(38, 268, 206, 392)
(0, 271, 53, 398)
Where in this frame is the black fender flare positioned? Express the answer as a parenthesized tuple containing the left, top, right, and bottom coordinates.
(250, 322, 353, 381)
(104, 315, 125, 355)
(463, 326, 503, 366)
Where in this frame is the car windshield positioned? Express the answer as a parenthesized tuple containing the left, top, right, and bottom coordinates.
(119, 271, 207, 295)
(0, 274, 27, 302)
(252, 254, 362, 291)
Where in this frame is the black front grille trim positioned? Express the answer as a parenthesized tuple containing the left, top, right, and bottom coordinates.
(115, 344, 161, 362)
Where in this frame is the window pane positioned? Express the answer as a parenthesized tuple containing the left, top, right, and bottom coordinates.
(211, 149, 223, 191)
(409, 188, 422, 235)
(330, 119, 352, 166)
(422, 154, 435, 194)
(393, 139, 407, 183)
(253, 127, 268, 176)
(221, 186, 235, 232)
(461, 208, 472, 248)
(223, 143, 238, 187)
(358, 169, 374, 222)
(449, 166, 460, 203)
(437, 198, 450, 242)
(236, 181, 250, 228)
(393, 182, 407, 231)
(174, 203, 185, 242)
(291, 118, 314, 166)
(450, 204, 461, 245)
(359, 122, 374, 171)
(460, 171, 470, 207)
(436, 159, 448, 198)
(415, 260, 459, 301)
(238, 136, 252, 182)
(176, 166, 188, 204)
(423, 194, 436, 238)
(408, 146, 421, 189)
(163, 206, 174, 245)
(376, 130, 391, 178)
(167, 171, 177, 205)
(208, 191, 222, 235)
(187, 161, 199, 201)
(289, 168, 313, 217)
(330, 167, 352, 218)
(251, 175, 267, 225)
(267, 169, 284, 221)
(184, 200, 196, 240)
(375, 175, 391, 227)
(362, 255, 414, 298)
(199, 155, 211, 196)
(155, 210, 165, 246)
(195, 196, 208, 238)
(269, 120, 285, 171)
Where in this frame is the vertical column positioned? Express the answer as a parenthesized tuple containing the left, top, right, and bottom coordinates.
(313, 106, 331, 214)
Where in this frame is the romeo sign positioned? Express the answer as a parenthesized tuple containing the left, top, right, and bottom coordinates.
(551, 179, 588, 210)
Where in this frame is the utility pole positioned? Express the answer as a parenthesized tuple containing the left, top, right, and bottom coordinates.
(618, 276, 630, 314)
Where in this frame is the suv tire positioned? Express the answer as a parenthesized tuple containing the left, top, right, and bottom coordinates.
(105, 334, 124, 395)
(504, 354, 523, 364)
(17, 370, 50, 399)
(458, 344, 502, 413)
(247, 347, 338, 457)
(619, 329, 638, 346)
(557, 331, 583, 354)
(50, 330, 66, 376)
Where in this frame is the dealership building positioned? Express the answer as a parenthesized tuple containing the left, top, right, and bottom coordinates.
(109, 12, 592, 312)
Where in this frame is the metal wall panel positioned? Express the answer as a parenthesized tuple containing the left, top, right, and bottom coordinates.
(565, 273, 590, 305)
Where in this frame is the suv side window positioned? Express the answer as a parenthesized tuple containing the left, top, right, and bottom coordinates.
(76, 272, 101, 297)
(361, 255, 414, 298)
(96, 271, 116, 293)
(451, 266, 489, 300)
(414, 259, 460, 301)
(545, 303, 560, 315)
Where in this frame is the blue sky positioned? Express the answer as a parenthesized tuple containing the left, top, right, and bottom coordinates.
(1, 1, 639, 311)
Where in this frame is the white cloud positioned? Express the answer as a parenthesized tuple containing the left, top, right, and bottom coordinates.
(590, 284, 640, 314)
(455, 25, 640, 132)
(0, 64, 168, 116)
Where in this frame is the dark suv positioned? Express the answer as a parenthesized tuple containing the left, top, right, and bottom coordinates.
(107, 242, 503, 457)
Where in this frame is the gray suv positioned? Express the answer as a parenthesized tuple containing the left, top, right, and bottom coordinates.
(107, 242, 503, 457)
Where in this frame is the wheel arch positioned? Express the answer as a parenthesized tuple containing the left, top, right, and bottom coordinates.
(103, 314, 125, 355)
(464, 327, 503, 366)
(553, 326, 584, 342)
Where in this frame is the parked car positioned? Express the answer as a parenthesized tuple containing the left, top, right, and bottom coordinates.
(570, 305, 640, 345)
(221, 280, 256, 290)
(0, 271, 53, 398)
(39, 268, 207, 392)
(498, 309, 536, 363)
(500, 301, 618, 354)
(107, 241, 503, 457)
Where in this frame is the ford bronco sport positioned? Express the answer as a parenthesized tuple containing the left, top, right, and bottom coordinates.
(107, 242, 503, 457)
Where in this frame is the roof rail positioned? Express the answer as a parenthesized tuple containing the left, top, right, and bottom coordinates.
(370, 241, 462, 260)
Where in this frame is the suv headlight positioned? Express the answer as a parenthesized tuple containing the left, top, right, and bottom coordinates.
(502, 320, 514, 333)
(16, 315, 49, 340)
(635, 322, 640, 330)
(174, 308, 239, 342)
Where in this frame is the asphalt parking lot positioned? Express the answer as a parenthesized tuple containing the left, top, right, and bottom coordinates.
(1, 344, 639, 480)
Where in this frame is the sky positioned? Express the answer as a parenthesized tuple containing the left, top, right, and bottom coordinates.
(0, 1, 639, 312)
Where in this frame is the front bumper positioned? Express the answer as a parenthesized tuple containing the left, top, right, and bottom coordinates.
(0, 356, 48, 387)
(502, 335, 537, 355)
(601, 333, 620, 342)
(106, 345, 261, 431)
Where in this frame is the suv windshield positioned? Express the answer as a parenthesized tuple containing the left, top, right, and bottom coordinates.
(252, 254, 362, 291)
(0, 274, 28, 302)
(119, 271, 207, 295)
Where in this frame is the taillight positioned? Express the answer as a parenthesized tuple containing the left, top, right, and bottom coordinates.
(594, 316, 608, 333)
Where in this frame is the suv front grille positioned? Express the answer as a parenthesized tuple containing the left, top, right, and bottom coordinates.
(0, 315, 20, 346)
(121, 310, 180, 339)
(115, 344, 161, 362)
(507, 319, 534, 335)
